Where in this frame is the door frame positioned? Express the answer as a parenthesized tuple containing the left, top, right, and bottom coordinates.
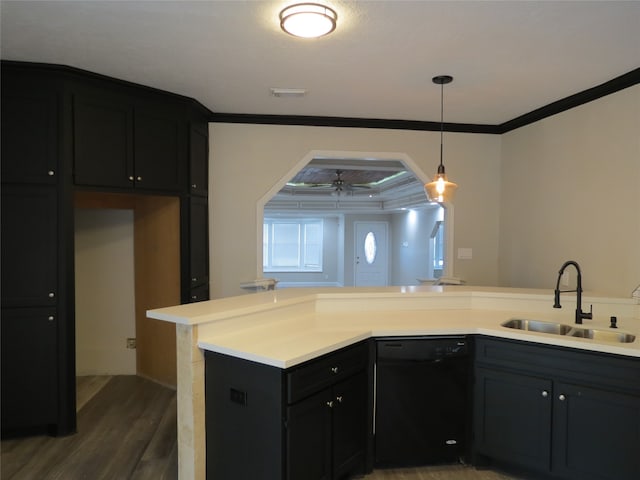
(353, 220, 389, 287)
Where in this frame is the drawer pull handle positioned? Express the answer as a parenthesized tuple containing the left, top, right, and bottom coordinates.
(326, 401, 333, 408)
(336, 395, 343, 403)
(48, 316, 54, 321)
(541, 390, 548, 398)
(47, 170, 55, 176)
(331, 367, 339, 374)
(558, 394, 566, 401)
(48, 292, 55, 298)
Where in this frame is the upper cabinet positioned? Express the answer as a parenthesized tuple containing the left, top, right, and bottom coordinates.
(189, 121, 209, 197)
(1, 74, 59, 185)
(73, 86, 186, 192)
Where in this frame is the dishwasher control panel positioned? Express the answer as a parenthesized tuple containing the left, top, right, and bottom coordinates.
(377, 336, 469, 361)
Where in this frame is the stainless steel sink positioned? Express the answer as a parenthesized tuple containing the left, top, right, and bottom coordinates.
(501, 319, 573, 335)
(567, 328, 636, 343)
(501, 319, 636, 343)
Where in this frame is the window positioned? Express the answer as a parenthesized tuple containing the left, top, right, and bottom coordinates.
(364, 231, 377, 264)
(264, 218, 323, 272)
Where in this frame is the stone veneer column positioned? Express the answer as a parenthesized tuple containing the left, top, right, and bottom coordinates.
(176, 323, 206, 479)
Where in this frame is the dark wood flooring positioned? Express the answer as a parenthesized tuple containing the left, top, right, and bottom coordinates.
(1, 375, 178, 480)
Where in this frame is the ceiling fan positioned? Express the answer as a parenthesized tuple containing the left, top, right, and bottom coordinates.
(308, 170, 372, 194)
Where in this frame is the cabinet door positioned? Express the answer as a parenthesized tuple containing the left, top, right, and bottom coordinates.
(474, 367, 552, 472)
(332, 372, 367, 479)
(1, 185, 58, 307)
(189, 121, 208, 196)
(287, 388, 333, 480)
(1, 307, 58, 431)
(1, 80, 58, 184)
(189, 196, 209, 289)
(134, 106, 185, 191)
(73, 92, 133, 188)
(552, 382, 640, 480)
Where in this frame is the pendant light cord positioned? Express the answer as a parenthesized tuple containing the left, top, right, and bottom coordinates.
(439, 81, 444, 169)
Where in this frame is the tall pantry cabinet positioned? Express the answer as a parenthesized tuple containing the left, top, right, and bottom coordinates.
(1, 61, 211, 436)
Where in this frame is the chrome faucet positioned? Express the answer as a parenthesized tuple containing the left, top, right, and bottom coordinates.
(553, 260, 592, 324)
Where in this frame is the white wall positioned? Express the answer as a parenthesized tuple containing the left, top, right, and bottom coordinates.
(74, 209, 136, 375)
(391, 207, 441, 285)
(209, 124, 502, 298)
(499, 85, 640, 296)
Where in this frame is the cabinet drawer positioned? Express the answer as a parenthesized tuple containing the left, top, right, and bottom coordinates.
(287, 341, 368, 404)
(476, 337, 640, 395)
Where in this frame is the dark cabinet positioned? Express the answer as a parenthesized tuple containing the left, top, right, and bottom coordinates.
(205, 341, 371, 480)
(287, 372, 367, 480)
(474, 337, 640, 480)
(474, 367, 552, 471)
(287, 388, 333, 480)
(183, 120, 209, 303)
(552, 382, 640, 480)
(189, 121, 209, 197)
(1, 60, 210, 437)
(1, 185, 58, 308)
(1, 308, 58, 431)
(134, 104, 185, 191)
(73, 89, 186, 192)
(189, 196, 209, 290)
(328, 372, 368, 478)
(73, 91, 133, 189)
(1, 77, 58, 184)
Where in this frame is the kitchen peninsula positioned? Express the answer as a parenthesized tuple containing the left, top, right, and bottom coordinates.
(147, 286, 640, 479)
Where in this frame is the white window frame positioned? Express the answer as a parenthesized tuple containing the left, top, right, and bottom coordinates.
(263, 218, 323, 273)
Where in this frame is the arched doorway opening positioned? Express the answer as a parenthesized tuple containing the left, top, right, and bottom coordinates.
(257, 151, 454, 288)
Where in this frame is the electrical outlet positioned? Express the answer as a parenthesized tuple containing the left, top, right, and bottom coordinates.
(561, 271, 570, 287)
(126, 338, 137, 349)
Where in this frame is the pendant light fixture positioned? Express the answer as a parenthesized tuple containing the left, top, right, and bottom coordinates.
(280, 3, 338, 38)
(425, 75, 458, 203)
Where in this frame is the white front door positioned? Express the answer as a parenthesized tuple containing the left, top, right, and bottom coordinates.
(354, 221, 388, 286)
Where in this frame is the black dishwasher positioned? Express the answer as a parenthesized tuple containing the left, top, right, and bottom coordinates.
(375, 336, 471, 467)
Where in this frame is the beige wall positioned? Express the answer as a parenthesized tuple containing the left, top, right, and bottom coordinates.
(499, 85, 640, 296)
(74, 209, 136, 375)
(209, 124, 501, 298)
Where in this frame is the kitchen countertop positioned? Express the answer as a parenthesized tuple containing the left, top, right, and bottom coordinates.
(148, 286, 640, 367)
(146, 285, 640, 480)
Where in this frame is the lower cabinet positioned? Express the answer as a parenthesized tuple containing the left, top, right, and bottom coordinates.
(474, 337, 640, 480)
(287, 372, 367, 480)
(552, 382, 640, 480)
(1, 308, 58, 432)
(205, 340, 371, 480)
(475, 367, 552, 471)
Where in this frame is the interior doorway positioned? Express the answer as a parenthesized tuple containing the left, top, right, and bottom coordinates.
(259, 151, 452, 287)
(73, 192, 180, 388)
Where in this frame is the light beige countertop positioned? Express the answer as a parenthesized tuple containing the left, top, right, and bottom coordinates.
(149, 286, 640, 367)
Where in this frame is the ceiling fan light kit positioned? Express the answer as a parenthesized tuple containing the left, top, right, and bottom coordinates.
(425, 75, 459, 204)
(279, 3, 338, 38)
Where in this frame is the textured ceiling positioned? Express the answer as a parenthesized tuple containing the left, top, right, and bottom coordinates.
(1, 1, 639, 125)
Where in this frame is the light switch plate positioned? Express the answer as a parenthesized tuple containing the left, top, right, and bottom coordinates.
(457, 248, 472, 260)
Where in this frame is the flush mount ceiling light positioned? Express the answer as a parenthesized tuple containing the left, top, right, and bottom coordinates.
(280, 3, 338, 38)
(425, 75, 459, 204)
